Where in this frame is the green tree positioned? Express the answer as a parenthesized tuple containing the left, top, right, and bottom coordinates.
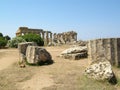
(4, 35, 11, 41)
(0, 32, 3, 37)
(21, 33, 44, 46)
(7, 37, 26, 48)
(0, 37, 7, 48)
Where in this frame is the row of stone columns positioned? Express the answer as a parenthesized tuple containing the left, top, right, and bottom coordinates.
(38, 31, 52, 45)
(43, 31, 52, 45)
(16, 27, 78, 45)
(53, 32, 77, 43)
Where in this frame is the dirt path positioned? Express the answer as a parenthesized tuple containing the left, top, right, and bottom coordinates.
(0, 49, 19, 71)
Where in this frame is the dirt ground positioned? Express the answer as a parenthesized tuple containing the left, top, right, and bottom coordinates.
(0, 45, 119, 90)
(0, 49, 19, 71)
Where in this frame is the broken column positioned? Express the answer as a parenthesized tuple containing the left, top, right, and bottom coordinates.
(50, 32, 52, 43)
(88, 38, 120, 67)
(26, 46, 53, 65)
(85, 38, 119, 84)
(45, 31, 49, 45)
(42, 32, 45, 40)
(18, 42, 37, 67)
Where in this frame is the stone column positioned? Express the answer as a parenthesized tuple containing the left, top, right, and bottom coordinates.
(50, 32, 52, 43)
(75, 34, 77, 41)
(88, 38, 120, 67)
(42, 32, 45, 40)
(45, 31, 49, 45)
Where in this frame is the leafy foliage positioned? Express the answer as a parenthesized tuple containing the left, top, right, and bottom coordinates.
(0, 32, 3, 37)
(0, 32, 9, 48)
(21, 33, 44, 46)
(0, 37, 7, 48)
(4, 35, 11, 41)
(7, 37, 26, 48)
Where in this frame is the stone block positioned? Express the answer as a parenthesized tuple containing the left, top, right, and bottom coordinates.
(26, 46, 53, 65)
(60, 46, 88, 60)
(18, 42, 37, 55)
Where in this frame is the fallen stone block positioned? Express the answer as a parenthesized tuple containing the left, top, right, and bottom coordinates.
(26, 46, 53, 65)
(85, 60, 117, 84)
(61, 52, 87, 60)
(18, 42, 37, 66)
(60, 46, 88, 60)
(18, 42, 37, 55)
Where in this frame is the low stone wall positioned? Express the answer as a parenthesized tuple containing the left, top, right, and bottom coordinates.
(88, 38, 120, 67)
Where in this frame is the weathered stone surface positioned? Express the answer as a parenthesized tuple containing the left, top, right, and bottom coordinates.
(48, 42, 57, 46)
(60, 46, 87, 60)
(18, 42, 37, 55)
(18, 42, 37, 66)
(77, 40, 88, 46)
(26, 46, 53, 65)
(61, 46, 87, 54)
(61, 53, 87, 60)
(53, 31, 77, 44)
(85, 60, 113, 80)
(88, 38, 120, 67)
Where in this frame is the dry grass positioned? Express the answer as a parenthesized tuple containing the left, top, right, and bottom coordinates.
(0, 63, 33, 90)
(0, 46, 120, 90)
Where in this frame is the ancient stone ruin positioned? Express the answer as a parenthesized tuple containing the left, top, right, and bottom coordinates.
(59, 46, 88, 60)
(18, 42, 53, 67)
(16, 27, 52, 45)
(85, 59, 115, 81)
(18, 42, 37, 67)
(16, 27, 78, 46)
(88, 38, 120, 67)
(53, 31, 77, 44)
(26, 46, 53, 65)
(85, 38, 119, 84)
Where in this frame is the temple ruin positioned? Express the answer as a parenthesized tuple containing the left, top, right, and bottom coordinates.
(16, 27, 78, 45)
(16, 27, 52, 45)
(53, 31, 77, 44)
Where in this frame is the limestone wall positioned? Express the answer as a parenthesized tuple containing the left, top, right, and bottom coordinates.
(88, 38, 120, 66)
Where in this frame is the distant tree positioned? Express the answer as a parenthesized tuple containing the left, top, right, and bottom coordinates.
(7, 37, 26, 48)
(21, 33, 44, 46)
(4, 35, 11, 41)
(0, 32, 3, 37)
(0, 37, 7, 48)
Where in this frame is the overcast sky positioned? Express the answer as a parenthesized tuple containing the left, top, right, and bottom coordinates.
(0, 0, 120, 40)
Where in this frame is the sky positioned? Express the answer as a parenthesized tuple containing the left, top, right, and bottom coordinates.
(0, 0, 120, 40)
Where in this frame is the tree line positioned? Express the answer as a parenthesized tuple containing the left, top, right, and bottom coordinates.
(0, 32, 44, 48)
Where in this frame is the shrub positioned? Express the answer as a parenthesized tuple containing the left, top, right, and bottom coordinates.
(7, 37, 26, 48)
(0, 37, 7, 48)
(0, 32, 3, 37)
(0, 32, 11, 48)
(21, 33, 44, 46)
(4, 35, 11, 41)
